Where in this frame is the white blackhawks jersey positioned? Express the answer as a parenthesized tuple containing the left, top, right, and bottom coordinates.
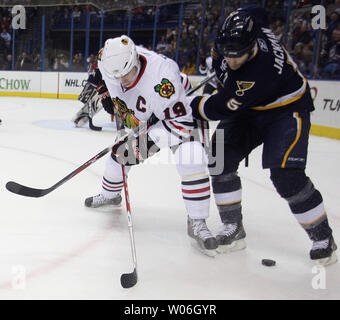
(98, 46, 195, 137)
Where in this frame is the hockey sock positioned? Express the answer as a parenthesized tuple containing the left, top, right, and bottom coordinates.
(270, 168, 333, 241)
(211, 172, 242, 224)
(285, 180, 332, 241)
(101, 155, 127, 198)
(181, 173, 211, 220)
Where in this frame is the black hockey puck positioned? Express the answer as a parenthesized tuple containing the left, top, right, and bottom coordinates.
(262, 259, 276, 267)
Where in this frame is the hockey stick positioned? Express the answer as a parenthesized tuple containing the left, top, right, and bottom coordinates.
(120, 164, 138, 288)
(5, 130, 129, 198)
(186, 72, 215, 96)
(88, 95, 103, 131)
(112, 110, 138, 289)
(5, 75, 211, 199)
(5, 145, 115, 197)
(88, 116, 102, 131)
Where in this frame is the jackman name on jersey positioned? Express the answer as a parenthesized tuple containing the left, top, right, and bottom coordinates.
(261, 27, 285, 75)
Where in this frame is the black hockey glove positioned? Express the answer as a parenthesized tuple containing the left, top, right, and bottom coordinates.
(111, 129, 160, 166)
(97, 81, 115, 114)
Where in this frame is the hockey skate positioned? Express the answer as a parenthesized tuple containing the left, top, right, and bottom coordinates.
(310, 235, 337, 266)
(216, 221, 246, 253)
(85, 193, 122, 208)
(187, 217, 218, 257)
(72, 107, 90, 127)
(73, 113, 89, 127)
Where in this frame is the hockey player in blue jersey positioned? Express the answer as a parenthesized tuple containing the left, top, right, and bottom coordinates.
(188, 6, 337, 265)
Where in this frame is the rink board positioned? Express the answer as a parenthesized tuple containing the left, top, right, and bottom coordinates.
(0, 71, 339, 140)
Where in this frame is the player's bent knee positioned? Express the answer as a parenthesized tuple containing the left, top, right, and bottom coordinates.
(174, 141, 208, 177)
(270, 168, 310, 199)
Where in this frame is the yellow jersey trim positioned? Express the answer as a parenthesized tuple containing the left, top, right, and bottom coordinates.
(198, 96, 209, 121)
(250, 77, 307, 111)
(281, 112, 302, 168)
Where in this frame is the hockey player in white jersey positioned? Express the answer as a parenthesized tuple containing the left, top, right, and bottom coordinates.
(199, 54, 218, 94)
(72, 58, 103, 128)
(84, 35, 217, 256)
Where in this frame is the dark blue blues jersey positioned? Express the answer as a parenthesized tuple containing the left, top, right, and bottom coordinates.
(190, 17, 314, 121)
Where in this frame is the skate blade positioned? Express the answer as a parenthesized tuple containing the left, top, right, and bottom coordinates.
(315, 252, 337, 266)
(217, 239, 246, 254)
(190, 239, 217, 257)
(92, 203, 122, 209)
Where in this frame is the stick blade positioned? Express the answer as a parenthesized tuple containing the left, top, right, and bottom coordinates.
(88, 117, 102, 131)
(120, 268, 137, 288)
(6, 181, 46, 198)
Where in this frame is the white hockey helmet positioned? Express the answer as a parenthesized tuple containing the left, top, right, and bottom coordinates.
(100, 35, 140, 79)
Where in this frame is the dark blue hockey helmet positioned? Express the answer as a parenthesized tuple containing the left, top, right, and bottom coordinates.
(215, 9, 260, 58)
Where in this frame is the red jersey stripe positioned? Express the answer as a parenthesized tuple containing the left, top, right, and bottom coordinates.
(182, 186, 210, 194)
(169, 121, 192, 134)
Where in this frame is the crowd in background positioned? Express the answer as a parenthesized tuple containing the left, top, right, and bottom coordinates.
(287, 0, 340, 79)
(0, 0, 339, 79)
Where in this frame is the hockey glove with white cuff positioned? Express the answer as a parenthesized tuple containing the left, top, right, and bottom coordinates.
(97, 81, 115, 115)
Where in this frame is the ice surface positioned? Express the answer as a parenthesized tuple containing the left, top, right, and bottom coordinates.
(0, 97, 339, 300)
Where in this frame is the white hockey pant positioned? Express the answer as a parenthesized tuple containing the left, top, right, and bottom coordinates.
(101, 122, 210, 220)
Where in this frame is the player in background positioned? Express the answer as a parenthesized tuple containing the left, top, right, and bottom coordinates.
(72, 56, 104, 127)
(188, 6, 337, 265)
(84, 35, 217, 256)
(199, 47, 218, 94)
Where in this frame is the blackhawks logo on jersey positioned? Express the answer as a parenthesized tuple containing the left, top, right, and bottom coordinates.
(112, 97, 140, 129)
(154, 78, 175, 99)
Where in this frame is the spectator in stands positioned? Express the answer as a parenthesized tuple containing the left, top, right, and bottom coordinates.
(86, 53, 96, 71)
(163, 41, 176, 60)
(1, 28, 11, 49)
(165, 27, 176, 44)
(301, 44, 314, 76)
(326, 11, 340, 38)
(62, 7, 70, 24)
(156, 35, 169, 54)
(32, 53, 42, 71)
(0, 16, 10, 31)
(332, 20, 340, 42)
(72, 52, 84, 71)
(72, 6, 82, 24)
(320, 24, 340, 79)
(60, 54, 69, 70)
(294, 20, 313, 47)
(293, 42, 306, 71)
(0, 36, 6, 56)
(180, 32, 195, 55)
(181, 59, 196, 75)
(271, 18, 285, 43)
(0, 54, 12, 70)
(15, 51, 32, 70)
(327, 0, 340, 15)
